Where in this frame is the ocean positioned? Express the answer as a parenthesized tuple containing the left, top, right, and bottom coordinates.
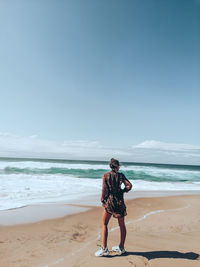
(0, 157, 199, 211)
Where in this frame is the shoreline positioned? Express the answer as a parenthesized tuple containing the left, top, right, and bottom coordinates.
(0, 190, 200, 225)
(0, 194, 199, 267)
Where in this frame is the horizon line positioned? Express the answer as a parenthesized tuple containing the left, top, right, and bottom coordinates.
(0, 156, 199, 168)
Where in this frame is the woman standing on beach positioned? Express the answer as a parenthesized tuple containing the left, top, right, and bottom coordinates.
(95, 158, 132, 257)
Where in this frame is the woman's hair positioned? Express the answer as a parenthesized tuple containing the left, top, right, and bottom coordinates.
(109, 158, 120, 171)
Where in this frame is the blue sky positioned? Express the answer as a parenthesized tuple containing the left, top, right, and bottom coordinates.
(0, 0, 199, 163)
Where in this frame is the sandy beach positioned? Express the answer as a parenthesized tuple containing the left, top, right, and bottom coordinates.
(0, 194, 200, 267)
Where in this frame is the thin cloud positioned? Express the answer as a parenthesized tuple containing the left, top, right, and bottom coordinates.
(0, 133, 129, 160)
(0, 133, 199, 165)
(133, 140, 200, 151)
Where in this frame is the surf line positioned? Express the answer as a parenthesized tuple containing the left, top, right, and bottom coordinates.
(110, 202, 191, 232)
(43, 202, 191, 266)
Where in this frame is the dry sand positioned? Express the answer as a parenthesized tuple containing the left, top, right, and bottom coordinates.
(0, 194, 200, 267)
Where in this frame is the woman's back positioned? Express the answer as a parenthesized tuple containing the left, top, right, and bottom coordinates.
(103, 170, 125, 194)
(101, 170, 132, 218)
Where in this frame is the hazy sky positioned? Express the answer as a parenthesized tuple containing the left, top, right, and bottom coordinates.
(0, 0, 199, 163)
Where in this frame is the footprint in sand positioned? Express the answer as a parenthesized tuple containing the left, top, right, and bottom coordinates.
(70, 223, 88, 242)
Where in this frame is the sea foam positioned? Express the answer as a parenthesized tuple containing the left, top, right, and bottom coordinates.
(0, 158, 199, 210)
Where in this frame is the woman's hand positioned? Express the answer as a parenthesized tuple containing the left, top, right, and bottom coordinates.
(123, 177, 132, 193)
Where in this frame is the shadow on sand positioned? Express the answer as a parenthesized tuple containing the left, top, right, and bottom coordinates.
(107, 250, 200, 261)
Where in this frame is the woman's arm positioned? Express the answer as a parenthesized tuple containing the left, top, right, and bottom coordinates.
(101, 174, 109, 204)
(122, 175, 132, 193)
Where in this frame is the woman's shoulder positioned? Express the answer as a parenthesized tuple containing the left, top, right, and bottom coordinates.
(118, 172, 126, 179)
(103, 171, 110, 177)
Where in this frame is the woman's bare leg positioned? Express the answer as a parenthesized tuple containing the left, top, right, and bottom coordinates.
(102, 210, 112, 249)
(118, 216, 126, 249)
